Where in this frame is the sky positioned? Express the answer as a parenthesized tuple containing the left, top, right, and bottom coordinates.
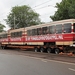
(0, 0, 62, 30)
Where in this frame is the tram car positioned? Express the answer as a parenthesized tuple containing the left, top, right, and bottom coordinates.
(0, 19, 75, 54)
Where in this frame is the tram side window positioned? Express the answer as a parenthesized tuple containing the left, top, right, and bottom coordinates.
(16, 31, 22, 37)
(27, 30, 32, 36)
(27, 30, 30, 36)
(32, 29, 37, 35)
(64, 23, 71, 33)
(49, 26, 55, 34)
(0, 35, 1, 39)
(0, 35, 3, 38)
(11, 32, 16, 37)
(11, 31, 22, 37)
(0, 34, 7, 38)
(56, 24, 62, 34)
(42, 27, 47, 35)
(37, 28, 42, 35)
(73, 23, 75, 32)
(11, 33, 14, 37)
(4, 34, 7, 38)
(19, 31, 22, 36)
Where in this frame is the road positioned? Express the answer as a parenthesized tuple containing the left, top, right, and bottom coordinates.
(0, 50, 75, 75)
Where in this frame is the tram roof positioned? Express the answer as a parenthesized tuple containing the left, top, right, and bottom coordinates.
(26, 19, 75, 30)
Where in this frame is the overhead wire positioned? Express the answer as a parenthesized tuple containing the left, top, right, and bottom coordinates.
(32, 0, 52, 8)
(33, 5, 55, 10)
(17, 0, 26, 5)
(0, 0, 54, 16)
(0, 0, 57, 23)
(31, 0, 56, 18)
(0, 0, 55, 16)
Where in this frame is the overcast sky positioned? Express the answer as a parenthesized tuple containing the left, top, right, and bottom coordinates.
(0, 0, 62, 30)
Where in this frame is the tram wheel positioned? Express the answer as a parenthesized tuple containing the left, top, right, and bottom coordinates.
(55, 48, 60, 54)
(40, 47, 44, 53)
(34, 47, 38, 52)
(47, 48, 52, 53)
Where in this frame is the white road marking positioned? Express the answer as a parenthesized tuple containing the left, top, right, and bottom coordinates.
(41, 59, 47, 62)
(69, 68, 75, 72)
(46, 59, 75, 66)
(22, 56, 75, 66)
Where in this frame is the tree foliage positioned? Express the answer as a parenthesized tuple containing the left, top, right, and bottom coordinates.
(50, 0, 75, 21)
(0, 23, 5, 32)
(6, 5, 41, 29)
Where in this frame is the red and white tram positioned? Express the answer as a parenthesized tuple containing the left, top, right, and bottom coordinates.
(0, 19, 75, 54)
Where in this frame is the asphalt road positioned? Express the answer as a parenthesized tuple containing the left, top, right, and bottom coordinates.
(0, 52, 75, 75)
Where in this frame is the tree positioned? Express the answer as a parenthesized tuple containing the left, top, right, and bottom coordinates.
(50, 0, 75, 21)
(6, 5, 41, 29)
(0, 23, 5, 32)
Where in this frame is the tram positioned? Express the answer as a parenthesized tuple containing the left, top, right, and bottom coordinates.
(0, 19, 75, 54)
